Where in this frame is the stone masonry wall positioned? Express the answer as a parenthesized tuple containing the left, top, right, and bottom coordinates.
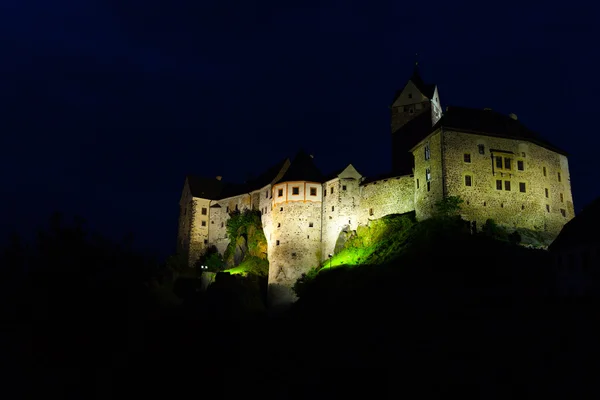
(359, 176, 415, 226)
(206, 192, 254, 254)
(268, 181, 322, 307)
(321, 177, 361, 261)
(188, 198, 211, 267)
(442, 130, 574, 238)
(413, 130, 444, 220)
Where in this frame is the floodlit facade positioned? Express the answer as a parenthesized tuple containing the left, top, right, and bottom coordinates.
(178, 64, 574, 306)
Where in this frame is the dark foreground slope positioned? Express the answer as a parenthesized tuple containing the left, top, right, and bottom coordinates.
(1, 215, 599, 398)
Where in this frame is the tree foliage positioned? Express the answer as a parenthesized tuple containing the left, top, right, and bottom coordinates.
(434, 195, 464, 217)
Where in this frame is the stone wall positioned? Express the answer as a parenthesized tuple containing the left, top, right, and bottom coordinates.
(442, 130, 574, 238)
(412, 130, 444, 220)
(268, 181, 322, 307)
(188, 198, 211, 266)
(359, 176, 415, 226)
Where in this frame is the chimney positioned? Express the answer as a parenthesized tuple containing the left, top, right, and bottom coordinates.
(216, 176, 222, 181)
(509, 113, 518, 120)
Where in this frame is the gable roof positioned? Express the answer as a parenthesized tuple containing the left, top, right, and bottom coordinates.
(274, 150, 324, 184)
(549, 198, 600, 251)
(185, 158, 292, 201)
(434, 106, 567, 155)
(245, 157, 290, 188)
(391, 64, 436, 105)
(186, 175, 224, 200)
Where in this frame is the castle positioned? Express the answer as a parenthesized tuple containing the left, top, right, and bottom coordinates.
(177, 64, 575, 307)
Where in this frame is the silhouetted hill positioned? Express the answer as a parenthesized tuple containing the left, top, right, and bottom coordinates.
(1, 212, 599, 396)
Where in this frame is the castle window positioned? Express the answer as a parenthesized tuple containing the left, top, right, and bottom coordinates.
(561, 209, 566, 217)
(276, 240, 280, 246)
(465, 175, 472, 186)
(183, 208, 187, 216)
(522, 205, 525, 210)
(280, 207, 283, 212)
(501, 203, 504, 208)
(277, 223, 281, 228)
(226, 206, 229, 212)
(424, 144, 431, 160)
(504, 158, 511, 170)
(309, 222, 313, 227)
(221, 222, 224, 228)
(201, 221, 206, 227)
(560, 193, 564, 202)
(204, 239, 208, 245)
(369, 208, 374, 216)
(546, 204, 550, 213)
(342, 185, 347, 191)
(543, 167, 547, 177)
(331, 206, 335, 212)
(331, 187, 334, 194)
(478, 144, 485, 154)
(201, 207, 207, 215)
(464, 153, 471, 163)
(291, 253, 297, 259)
(425, 168, 431, 181)
(504, 181, 511, 191)
(307, 235, 310, 239)
(427, 181, 431, 192)
(292, 186, 299, 195)
(266, 190, 269, 198)
(278, 189, 283, 197)
(483, 201, 486, 206)
(409, 108, 414, 114)
(495, 156, 503, 169)
(558, 172, 562, 182)
(517, 160, 524, 171)
(408, 93, 412, 99)
(416, 179, 419, 189)
(545, 188, 549, 198)
(211, 221, 214, 224)
(310, 187, 317, 196)
(496, 180, 502, 190)
(519, 182, 526, 193)
(235, 204, 238, 211)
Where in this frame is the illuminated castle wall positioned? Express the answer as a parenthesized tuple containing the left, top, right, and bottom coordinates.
(177, 66, 575, 307)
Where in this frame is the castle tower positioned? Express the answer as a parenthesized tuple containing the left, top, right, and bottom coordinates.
(321, 164, 363, 260)
(391, 62, 441, 175)
(267, 151, 324, 308)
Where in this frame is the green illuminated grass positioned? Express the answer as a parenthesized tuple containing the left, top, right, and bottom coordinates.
(319, 212, 417, 272)
(319, 247, 373, 271)
(223, 256, 269, 277)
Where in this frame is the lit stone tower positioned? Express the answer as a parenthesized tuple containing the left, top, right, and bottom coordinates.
(391, 60, 441, 175)
(267, 151, 324, 308)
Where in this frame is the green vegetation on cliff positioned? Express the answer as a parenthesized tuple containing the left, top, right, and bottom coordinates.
(222, 209, 269, 277)
(321, 212, 417, 271)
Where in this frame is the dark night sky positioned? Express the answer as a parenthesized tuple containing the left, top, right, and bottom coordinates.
(1, 0, 598, 260)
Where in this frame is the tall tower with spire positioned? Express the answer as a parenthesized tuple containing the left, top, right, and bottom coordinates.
(390, 60, 442, 174)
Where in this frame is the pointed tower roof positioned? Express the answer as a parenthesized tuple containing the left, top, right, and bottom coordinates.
(274, 150, 324, 183)
(391, 62, 436, 104)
